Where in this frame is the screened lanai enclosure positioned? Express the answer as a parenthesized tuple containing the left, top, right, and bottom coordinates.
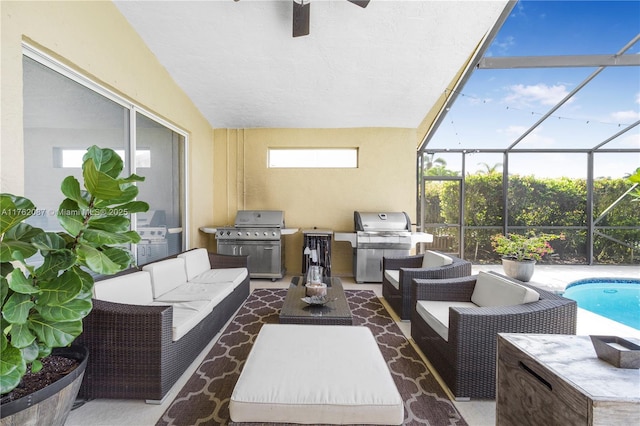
(417, 1, 640, 265)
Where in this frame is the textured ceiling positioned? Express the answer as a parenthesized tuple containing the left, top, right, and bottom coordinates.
(114, 0, 510, 129)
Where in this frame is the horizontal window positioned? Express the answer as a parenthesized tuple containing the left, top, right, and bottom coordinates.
(54, 148, 151, 168)
(268, 148, 358, 168)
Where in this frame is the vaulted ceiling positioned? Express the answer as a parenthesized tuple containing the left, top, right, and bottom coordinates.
(114, 0, 512, 129)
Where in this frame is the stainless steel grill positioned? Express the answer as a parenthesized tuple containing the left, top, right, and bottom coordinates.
(335, 211, 432, 283)
(215, 210, 286, 280)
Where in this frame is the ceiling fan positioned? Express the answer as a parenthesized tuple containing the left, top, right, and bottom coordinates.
(293, 0, 370, 37)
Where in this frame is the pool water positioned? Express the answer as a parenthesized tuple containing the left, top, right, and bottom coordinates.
(562, 278, 640, 330)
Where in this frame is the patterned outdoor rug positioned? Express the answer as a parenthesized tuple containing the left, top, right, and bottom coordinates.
(156, 289, 467, 426)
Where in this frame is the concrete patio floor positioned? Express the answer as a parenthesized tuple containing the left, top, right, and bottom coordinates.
(65, 264, 639, 426)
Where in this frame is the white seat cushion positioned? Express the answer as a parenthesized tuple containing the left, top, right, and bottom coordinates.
(150, 300, 213, 341)
(471, 271, 540, 307)
(189, 267, 248, 288)
(143, 258, 188, 299)
(421, 250, 454, 268)
(230, 324, 404, 425)
(177, 248, 211, 281)
(384, 269, 400, 290)
(155, 281, 234, 305)
(93, 271, 154, 305)
(416, 300, 477, 342)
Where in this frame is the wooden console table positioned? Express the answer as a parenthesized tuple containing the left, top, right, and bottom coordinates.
(496, 333, 640, 425)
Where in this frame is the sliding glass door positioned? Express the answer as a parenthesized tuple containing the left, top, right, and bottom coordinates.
(135, 113, 185, 263)
(22, 49, 187, 265)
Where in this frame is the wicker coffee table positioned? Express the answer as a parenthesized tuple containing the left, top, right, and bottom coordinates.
(279, 276, 353, 325)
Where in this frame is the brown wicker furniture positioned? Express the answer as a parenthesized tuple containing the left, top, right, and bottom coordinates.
(382, 251, 472, 320)
(77, 251, 250, 402)
(411, 271, 577, 400)
(279, 276, 353, 325)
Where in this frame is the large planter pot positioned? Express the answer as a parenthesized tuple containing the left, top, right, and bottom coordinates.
(501, 257, 536, 282)
(0, 345, 88, 426)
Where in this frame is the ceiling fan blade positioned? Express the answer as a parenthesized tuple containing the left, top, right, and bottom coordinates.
(347, 0, 370, 8)
(293, 0, 310, 37)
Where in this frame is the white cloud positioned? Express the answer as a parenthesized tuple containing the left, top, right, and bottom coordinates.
(609, 110, 640, 124)
(500, 125, 528, 136)
(503, 83, 571, 107)
(615, 133, 640, 149)
(490, 35, 516, 56)
(467, 96, 493, 106)
(498, 125, 555, 147)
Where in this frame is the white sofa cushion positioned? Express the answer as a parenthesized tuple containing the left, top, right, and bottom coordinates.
(177, 248, 211, 281)
(155, 281, 234, 305)
(93, 271, 154, 305)
(471, 271, 540, 307)
(230, 324, 403, 425)
(384, 269, 400, 290)
(143, 258, 188, 299)
(150, 300, 213, 341)
(416, 300, 477, 342)
(421, 250, 454, 268)
(190, 267, 248, 288)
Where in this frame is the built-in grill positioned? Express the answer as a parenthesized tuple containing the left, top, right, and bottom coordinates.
(335, 211, 433, 283)
(215, 210, 287, 280)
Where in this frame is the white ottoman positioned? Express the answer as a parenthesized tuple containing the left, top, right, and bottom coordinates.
(229, 324, 404, 425)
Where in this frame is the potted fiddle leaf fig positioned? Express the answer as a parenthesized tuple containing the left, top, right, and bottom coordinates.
(1, 146, 149, 425)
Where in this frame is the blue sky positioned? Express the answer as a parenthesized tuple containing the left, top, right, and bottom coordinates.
(427, 0, 640, 178)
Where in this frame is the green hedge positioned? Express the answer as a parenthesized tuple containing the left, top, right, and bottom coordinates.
(426, 173, 639, 264)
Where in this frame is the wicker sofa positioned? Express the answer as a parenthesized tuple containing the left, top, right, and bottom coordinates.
(411, 271, 577, 400)
(77, 249, 250, 402)
(382, 250, 472, 320)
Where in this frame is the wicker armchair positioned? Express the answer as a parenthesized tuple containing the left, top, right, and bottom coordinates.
(410, 272, 577, 400)
(382, 251, 471, 320)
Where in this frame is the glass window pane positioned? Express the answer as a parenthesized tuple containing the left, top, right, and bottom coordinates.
(23, 56, 129, 233)
(422, 152, 462, 176)
(268, 148, 358, 168)
(599, 126, 640, 151)
(595, 153, 639, 180)
(464, 167, 503, 227)
(593, 173, 640, 264)
(508, 152, 587, 179)
(420, 1, 639, 265)
(507, 153, 587, 228)
(135, 113, 185, 262)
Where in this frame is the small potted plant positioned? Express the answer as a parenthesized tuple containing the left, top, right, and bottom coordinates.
(1, 146, 148, 425)
(491, 232, 562, 281)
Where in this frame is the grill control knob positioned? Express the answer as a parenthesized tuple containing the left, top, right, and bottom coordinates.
(237, 231, 241, 236)
(263, 232, 267, 236)
(246, 232, 250, 236)
(226, 231, 231, 236)
(254, 232, 259, 236)
(272, 232, 276, 237)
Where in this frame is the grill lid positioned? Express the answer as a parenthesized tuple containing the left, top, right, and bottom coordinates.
(234, 210, 284, 228)
(354, 211, 411, 232)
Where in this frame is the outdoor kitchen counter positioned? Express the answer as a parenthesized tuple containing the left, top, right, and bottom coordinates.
(334, 231, 433, 247)
(200, 227, 299, 235)
(411, 231, 434, 245)
(334, 231, 357, 247)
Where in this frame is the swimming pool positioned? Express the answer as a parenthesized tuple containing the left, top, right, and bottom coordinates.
(562, 278, 640, 330)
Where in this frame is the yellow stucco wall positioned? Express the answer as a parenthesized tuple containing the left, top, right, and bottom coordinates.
(213, 127, 417, 276)
(0, 0, 215, 249)
(1, 1, 419, 277)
